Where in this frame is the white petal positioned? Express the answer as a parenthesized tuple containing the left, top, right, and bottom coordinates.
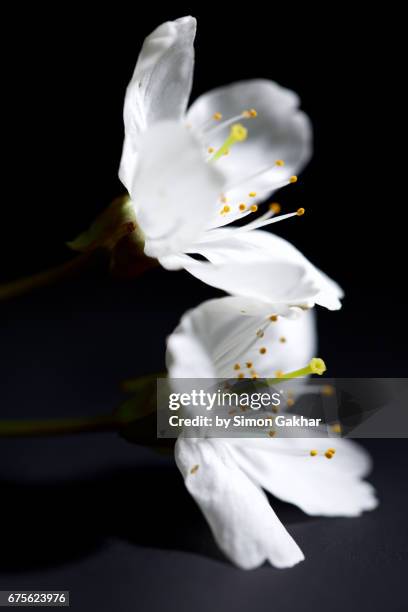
(189, 228, 343, 310)
(119, 16, 196, 191)
(131, 121, 224, 259)
(166, 297, 242, 380)
(175, 436, 304, 569)
(229, 437, 377, 518)
(182, 258, 320, 307)
(166, 297, 316, 379)
(187, 79, 312, 204)
(166, 308, 217, 380)
(157, 253, 188, 270)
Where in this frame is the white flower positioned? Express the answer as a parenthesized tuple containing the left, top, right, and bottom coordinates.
(166, 298, 378, 569)
(119, 16, 342, 311)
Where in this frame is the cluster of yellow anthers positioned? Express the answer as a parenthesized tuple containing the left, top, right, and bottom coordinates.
(212, 108, 258, 122)
(310, 448, 336, 459)
(207, 111, 304, 218)
(234, 361, 259, 380)
(231, 314, 284, 379)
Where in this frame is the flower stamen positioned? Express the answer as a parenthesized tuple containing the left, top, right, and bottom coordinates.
(242, 108, 258, 118)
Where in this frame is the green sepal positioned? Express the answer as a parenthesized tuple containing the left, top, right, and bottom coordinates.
(116, 374, 174, 451)
(115, 374, 158, 424)
(67, 194, 158, 279)
(67, 195, 139, 253)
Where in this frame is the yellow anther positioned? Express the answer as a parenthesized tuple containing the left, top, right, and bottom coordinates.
(223, 149, 230, 156)
(256, 329, 264, 338)
(220, 195, 228, 203)
(325, 451, 334, 459)
(275, 159, 285, 166)
(229, 409, 237, 415)
(252, 373, 259, 379)
(270, 203, 281, 214)
(208, 147, 215, 153)
(287, 398, 295, 407)
(213, 112, 222, 120)
(259, 347, 267, 354)
(289, 175, 298, 183)
(272, 406, 279, 414)
(250, 204, 258, 212)
(190, 464, 200, 474)
(246, 361, 253, 368)
(280, 337, 286, 343)
(239, 203, 246, 211)
(275, 370, 284, 378)
(250, 370, 257, 376)
(221, 205, 231, 214)
(327, 448, 336, 454)
(238, 372, 245, 379)
(242, 108, 258, 118)
(269, 315, 278, 322)
(233, 363, 241, 370)
(322, 384, 335, 396)
(297, 207, 305, 216)
(310, 450, 318, 457)
(249, 191, 257, 198)
(331, 423, 342, 434)
(268, 430, 276, 437)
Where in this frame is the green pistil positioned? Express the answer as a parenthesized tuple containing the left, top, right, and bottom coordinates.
(211, 123, 248, 161)
(267, 358, 327, 385)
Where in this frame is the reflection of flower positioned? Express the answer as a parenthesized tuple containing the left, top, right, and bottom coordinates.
(166, 298, 378, 569)
(119, 16, 342, 310)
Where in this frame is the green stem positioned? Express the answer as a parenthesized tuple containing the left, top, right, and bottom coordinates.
(0, 250, 100, 302)
(0, 414, 121, 437)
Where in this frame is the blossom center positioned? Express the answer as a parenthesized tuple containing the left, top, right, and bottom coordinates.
(210, 123, 248, 161)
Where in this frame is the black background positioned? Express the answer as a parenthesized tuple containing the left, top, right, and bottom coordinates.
(0, 4, 407, 611)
